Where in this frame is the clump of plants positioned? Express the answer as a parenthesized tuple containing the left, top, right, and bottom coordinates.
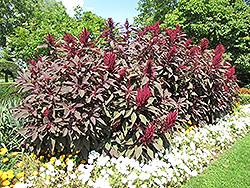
(12, 18, 239, 162)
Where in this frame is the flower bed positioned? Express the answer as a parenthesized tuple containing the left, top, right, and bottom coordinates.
(1, 104, 249, 188)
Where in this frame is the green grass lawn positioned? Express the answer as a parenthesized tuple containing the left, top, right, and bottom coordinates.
(182, 133, 250, 188)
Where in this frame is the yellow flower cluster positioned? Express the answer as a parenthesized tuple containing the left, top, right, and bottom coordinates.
(0, 170, 23, 187)
(0, 148, 8, 156)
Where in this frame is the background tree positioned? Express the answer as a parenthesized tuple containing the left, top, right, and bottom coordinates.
(0, 48, 22, 82)
(136, 0, 250, 87)
(6, 1, 106, 68)
(134, 0, 177, 26)
(0, 0, 37, 48)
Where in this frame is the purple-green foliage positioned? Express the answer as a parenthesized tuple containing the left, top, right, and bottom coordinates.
(11, 19, 238, 162)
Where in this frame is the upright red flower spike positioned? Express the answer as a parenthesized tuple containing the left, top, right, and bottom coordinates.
(117, 67, 127, 81)
(199, 38, 209, 52)
(225, 66, 236, 80)
(79, 26, 90, 46)
(46, 32, 54, 45)
(27, 57, 36, 66)
(160, 110, 178, 132)
(166, 47, 177, 61)
(144, 59, 154, 79)
(136, 83, 152, 109)
(104, 51, 117, 73)
(140, 121, 156, 145)
(44, 110, 52, 118)
(63, 31, 74, 44)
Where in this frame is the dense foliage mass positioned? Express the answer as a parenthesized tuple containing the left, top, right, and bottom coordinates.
(12, 19, 239, 162)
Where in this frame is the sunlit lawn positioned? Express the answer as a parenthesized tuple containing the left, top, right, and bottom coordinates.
(182, 132, 250, 188)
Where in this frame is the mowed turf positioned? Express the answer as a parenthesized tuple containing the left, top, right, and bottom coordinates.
(182, 132, 250, 188)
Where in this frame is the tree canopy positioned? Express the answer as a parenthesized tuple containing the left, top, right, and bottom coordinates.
(135, 0, 250, 87)
(0, 0, 38, 47)
(5, 1, 107, 68)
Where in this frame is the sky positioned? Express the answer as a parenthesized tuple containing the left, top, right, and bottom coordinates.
(60, 0, 140, 24)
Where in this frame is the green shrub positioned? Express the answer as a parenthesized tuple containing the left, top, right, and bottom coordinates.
(0, 98, 26, 151)
(0, 82, 27, 102)
(12, 19, 239, 162)
(239, 94, 250, 105)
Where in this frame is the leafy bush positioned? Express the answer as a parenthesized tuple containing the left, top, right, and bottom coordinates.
(237, 88, 250, 95)
(239, 94, 250, 105)
(0, 98, 26, 151)
(0, 82, 27, 102)
(12, 19, 239, 162)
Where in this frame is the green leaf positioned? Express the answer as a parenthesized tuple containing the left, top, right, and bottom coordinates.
(131, 112, 137, 126)
(105, 94, 114, 105)
(154, 81, 163, 97)
(124, 108, 133, 118)
(139, 114, 148, 125)
(153, 142, 162, 151)
(135, 146, 142, 160)
(147, 147, 154, 159)
(125, 148, 134, 158)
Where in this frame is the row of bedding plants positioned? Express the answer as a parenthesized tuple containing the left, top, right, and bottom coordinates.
(1, 104, 250, 187)
(11, 18, 239, 164)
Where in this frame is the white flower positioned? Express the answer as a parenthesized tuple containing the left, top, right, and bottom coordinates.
(51, 177, 55, 182)
(40, 173, 45, 179)
(55, 160, 61, 166)
(57, 184, 62, 188)
(139, 172, 151, 181)
(173, 177, 177, 183)
(121, 177, 127, 184)
(107, 168, 114, 176)
(69, 173, 77, 179)
(88, 179, 94, 187)
(154, 178, 162, 185)
(127, 172, 138, 181)
(40, 167, 46, 172)
(14, 183, 28, 188)
(44, 180, 50, 185)
(141, 184, 147, 188)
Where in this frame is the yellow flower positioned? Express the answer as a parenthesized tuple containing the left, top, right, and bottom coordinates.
(187, 120, 192, 125)
(61, 154, 66, 160)
(1, 180, 10, 187)
(49, 157, 56, 163)
(17, 161, 24, 168)
(7, 173, 14, 180)
(81, 160, 86, 164)
(44, 163, 49, 168)
(47, 154, 50, 157)
(32, 171, 39, 176)
(0, 148, 8, 156)
(193, 125, 197, 128)
(0, 170, 3, 177)
(76, 150, 80, 154)
(67, 154, 72, 158)
(2, 158, 9, 163)
(16, 172, 25, 179)
(46, 175, 51, 180)
(65, 158, 69, 164)
(12, 152, 19, 157)
(186, 129, 190, 134)
(1, 172, 8, 181)
(30, 153, 36, 159)
(53, 152, 55, 155)
(61, 163, 66, 168)
(39, 156, 44, 160)
(58, 150, 61, 153)
(6, 170, 14, 178)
